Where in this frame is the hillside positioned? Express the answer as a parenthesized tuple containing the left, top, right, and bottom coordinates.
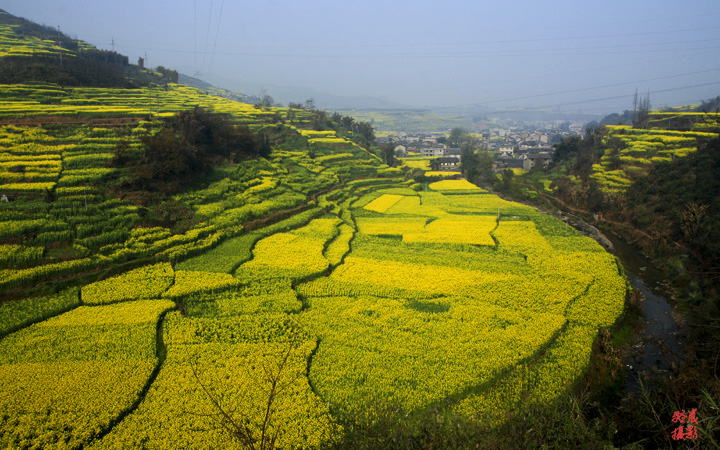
(587, 108, 720, 194)
(0, 80, 392, 296)
(178, 73, 260, 105)
(0, 8, 176, 87)
(0, 10, 651, 450)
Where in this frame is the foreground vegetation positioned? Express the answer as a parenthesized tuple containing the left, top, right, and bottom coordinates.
(0, 80, 628, 449)
(0, 157, 627, 449)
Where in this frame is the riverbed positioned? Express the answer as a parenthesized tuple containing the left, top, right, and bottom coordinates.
(605, 232, 684, 393)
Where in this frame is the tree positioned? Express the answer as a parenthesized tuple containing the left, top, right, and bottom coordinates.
(380, 144, 396, 167)
(135, 128, 196, 194)
(304, 98, 315, 111)
(429, 158, 441, 171)
(460, 146, 480, 182)
(258, 131, 272, 158)
(121, 107, 265, 195)
(310, 110, 329, 131)
(155, 66, 179, 83)
(499, 168, 515, 193)
(352, 121, 375, 147)
(339, 115, 355, 130)
(449, 127, 468, 147)
(633, 92, 651, 129)
(257, 93, 275, 109)
(552, 135, 581, 163)
(475, 150, 495, 183)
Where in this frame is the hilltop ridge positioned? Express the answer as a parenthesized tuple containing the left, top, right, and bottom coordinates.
(0, 8, 177, 87)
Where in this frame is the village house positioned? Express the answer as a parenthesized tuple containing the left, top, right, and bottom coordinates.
(421, 146, 446, 157)
(523, 152, 553, 170)
(436, 156, 460, 171)
(515, 148, 530, 159)
(493, 158, 524, 173)
(444, 147, 462, 158)
(496, 145, 514, 158)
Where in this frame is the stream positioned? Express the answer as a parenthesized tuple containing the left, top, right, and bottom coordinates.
(604, 232, 685, 393)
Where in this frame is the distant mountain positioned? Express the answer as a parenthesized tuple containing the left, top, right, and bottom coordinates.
(431, 104, 603, 124)
(335, 109, 471, 134)
(209, 77, 412, 110)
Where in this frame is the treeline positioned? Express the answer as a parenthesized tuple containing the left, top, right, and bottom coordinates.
(111, 107, 270, 196)
(626, 136, 720, 278)
(0, 54, 178, 88)
(285, 102, 377, 148)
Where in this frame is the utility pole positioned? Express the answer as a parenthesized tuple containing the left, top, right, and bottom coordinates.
(111, 37, 115, 52)
(57, 26, 63, 71)
(632, 88, 638, 126)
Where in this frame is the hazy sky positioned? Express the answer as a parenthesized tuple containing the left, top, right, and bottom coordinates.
(3, 0, 720, 113)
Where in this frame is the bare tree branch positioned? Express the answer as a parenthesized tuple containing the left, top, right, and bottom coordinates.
(188, 328, 304, 450)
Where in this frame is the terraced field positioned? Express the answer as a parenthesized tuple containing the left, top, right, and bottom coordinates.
(0, 79, 627, 448)
(589, 123, 718, 193)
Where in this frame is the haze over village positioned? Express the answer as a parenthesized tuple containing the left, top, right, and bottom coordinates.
(380, 119, 581, 173)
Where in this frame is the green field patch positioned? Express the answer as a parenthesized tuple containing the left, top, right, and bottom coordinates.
(0, 287, 79, 337)
(162, 270, 240, 300)
(176, 233, 262, 274)
(82, 262, 174, 305)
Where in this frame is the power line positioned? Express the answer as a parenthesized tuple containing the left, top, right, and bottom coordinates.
(193, 0, 199, 77)
(99, 24, 720, 55)
(201, 0, 213, 77)
(429, 81, 720, 114)
(207, 0, 224, 77)
(115, 42, 720, 59)
(447, 68, 720, 108)
(383, 45, 714, 100)
(111, 24, 720, 51)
